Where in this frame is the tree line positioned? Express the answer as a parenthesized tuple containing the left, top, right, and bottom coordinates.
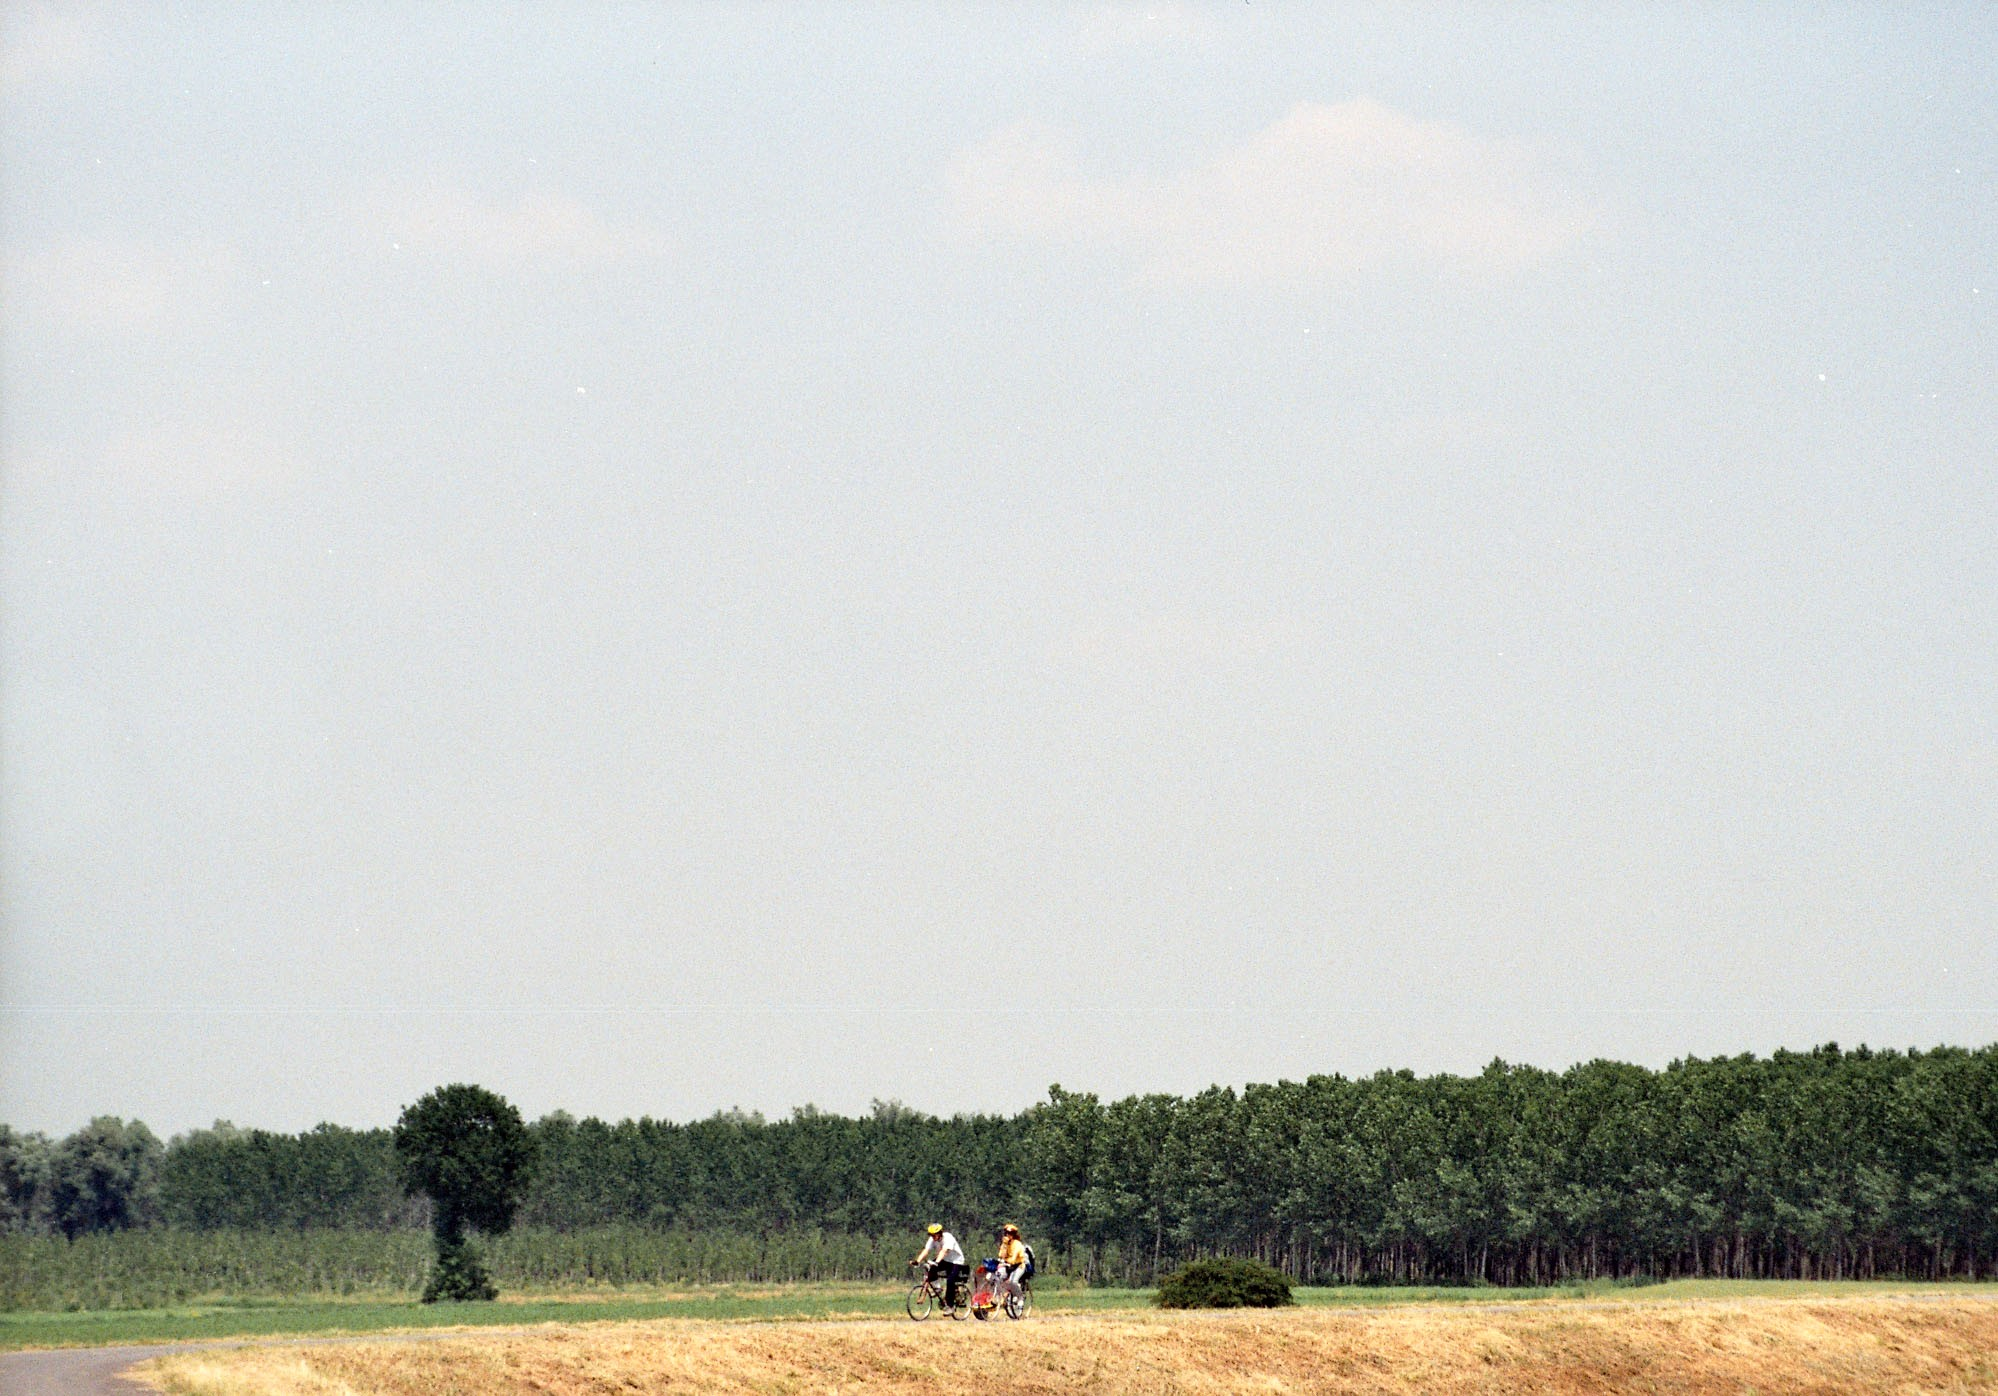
(3, 1044, 1993, 1287)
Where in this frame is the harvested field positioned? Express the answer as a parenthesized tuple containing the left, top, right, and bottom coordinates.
(141, 1296, 1998, 1395)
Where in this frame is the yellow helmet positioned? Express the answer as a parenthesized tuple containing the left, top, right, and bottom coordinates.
(1003, 1223, 1020, 1236)
(926, 1223, 942, 1235)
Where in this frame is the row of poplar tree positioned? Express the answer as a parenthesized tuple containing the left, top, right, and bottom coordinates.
(3, 1044, 1993, 1285)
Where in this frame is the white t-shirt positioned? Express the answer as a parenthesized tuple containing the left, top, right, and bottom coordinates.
(924, 1230, 965, 1266)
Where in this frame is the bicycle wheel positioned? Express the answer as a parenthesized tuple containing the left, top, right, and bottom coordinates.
(905, 1280, 934, 1321)
(1004, 1288, 1029, 1320)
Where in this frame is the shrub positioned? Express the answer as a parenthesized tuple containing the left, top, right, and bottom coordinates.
(1154, 1257, 1294, 1309)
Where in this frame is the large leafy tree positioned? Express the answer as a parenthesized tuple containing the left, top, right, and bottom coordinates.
(47, 1117, 161, 1238)
(0, 1126, 54, 1232)
(394, 1084, 536, 1301)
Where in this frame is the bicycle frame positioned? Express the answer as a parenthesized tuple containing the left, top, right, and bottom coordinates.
(907, 1261, 968, 1321)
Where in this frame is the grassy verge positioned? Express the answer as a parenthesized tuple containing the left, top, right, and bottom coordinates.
(8, 1277, 1996, 1350)
(0, 1285, 896, 1350)
(1297, 1277, 1998, 1306)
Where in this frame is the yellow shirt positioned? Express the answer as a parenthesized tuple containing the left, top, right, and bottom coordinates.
(997, 1237, 1027, 1269)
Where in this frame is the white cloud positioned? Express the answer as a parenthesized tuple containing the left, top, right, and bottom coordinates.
(350, 186, 671, 266)
(8, 237, 239, 339)
(947, 99, 1592, 285)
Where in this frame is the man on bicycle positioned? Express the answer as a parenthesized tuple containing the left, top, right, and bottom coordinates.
(912, 1223, 967, 1307)
(994, 1223, 1030, 1306)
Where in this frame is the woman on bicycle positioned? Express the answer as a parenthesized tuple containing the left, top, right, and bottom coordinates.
(994, 1224, 1029, 1305)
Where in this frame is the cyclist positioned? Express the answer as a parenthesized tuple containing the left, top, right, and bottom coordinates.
(994, 1223, 1030, 1306)
(911, 1223, 967, 1307)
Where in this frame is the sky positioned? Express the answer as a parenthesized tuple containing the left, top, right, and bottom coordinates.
(3, 3, 1993, 1138)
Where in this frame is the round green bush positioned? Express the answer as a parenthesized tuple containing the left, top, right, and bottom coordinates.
(1154, 1257, 1295, 1309)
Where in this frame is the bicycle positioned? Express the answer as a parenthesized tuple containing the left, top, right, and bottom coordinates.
(970, 1265, 1031, 1320)
(906, 1261, 969, 1321)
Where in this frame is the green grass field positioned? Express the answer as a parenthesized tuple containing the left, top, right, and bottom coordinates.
(0, 1285, 877, 1350)
(8, 1277, 1997, 1351)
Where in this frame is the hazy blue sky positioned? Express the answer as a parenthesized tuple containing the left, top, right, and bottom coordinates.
(4, 3, 1993, 1136)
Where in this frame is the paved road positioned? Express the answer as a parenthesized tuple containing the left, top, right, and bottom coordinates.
(0, 1345, 195, 1396)
(0, 1319, 598, 1396)
(0, 1326, 554, 1396)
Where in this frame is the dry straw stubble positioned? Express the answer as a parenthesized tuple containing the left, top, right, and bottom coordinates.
(143, 1296, 1998, 1396)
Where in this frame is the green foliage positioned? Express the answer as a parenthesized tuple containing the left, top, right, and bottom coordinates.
(0, 1227, 431, 1310)
(394, 1085, 536, 1303)
(1025, 1044, 1998, 1287)
(394, 1085, 535, 1239)
(518, 1102, 1026, 1236)
(422, 1230, 496, 1302)
(45, 1119, 162, 1239)
(0, 1226, 928, 1310)
(161, 1122, 418, 1231)
(0, 1127, 53, 1233)
(1155, 1257, 1294, 1308)
(486, 1224, 910, 1287)
(6, 1044, 1998, 1291)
